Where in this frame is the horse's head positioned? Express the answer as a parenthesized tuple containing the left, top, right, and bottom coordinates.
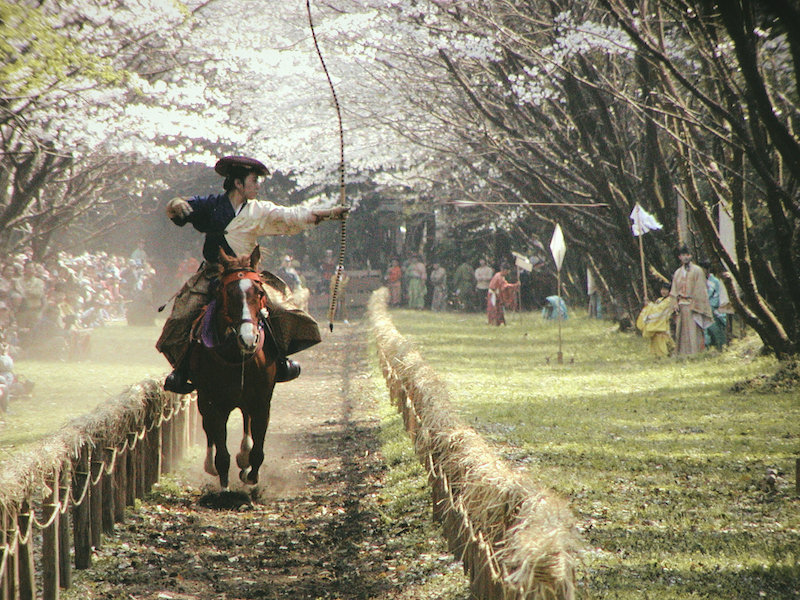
(217, 247, 267, 356)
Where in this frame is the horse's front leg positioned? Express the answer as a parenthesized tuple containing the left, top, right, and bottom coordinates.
(240, 385, 274, 485)
(236, 414, 253, 470)
(199, 394, 232, 489)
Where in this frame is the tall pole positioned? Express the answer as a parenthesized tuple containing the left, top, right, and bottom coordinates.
(557, 269, 563, 364)
(639, 233, 648, 304)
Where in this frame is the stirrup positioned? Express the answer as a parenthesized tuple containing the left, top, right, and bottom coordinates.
(275, 358, 301, 383)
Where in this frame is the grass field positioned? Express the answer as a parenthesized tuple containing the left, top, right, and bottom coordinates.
(2, 311, 797, 598)
(385, 308, 799, 600)
(0, 321, 167, 457)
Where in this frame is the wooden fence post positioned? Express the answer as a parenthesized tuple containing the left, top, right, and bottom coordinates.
(173, 405, 186, 463)
(9, 504, 20, 600)
(1, 505, 7, 600)
(171, 409, 181, 466)
(41, 470, 60, 600)
(126, 434, 137, 507)
(135, 431, 146, 499)
(161, 417, 172, 475)
(1, 505, 14, 600)
(58, 469, 72, 590)
(114, 448, 127, 523)
(17, 501, 36, 600)
(144, 427, 158, 492)
(89, 450, 103, 550)
(72, 446, 92, 570)
(101, 447, 115, 535)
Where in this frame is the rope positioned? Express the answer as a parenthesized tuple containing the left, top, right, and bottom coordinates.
(30, 502, 62, 530)
(90, 461, 105, 487)
(0, 392, 197, 581)
(58, 482, 72, 516)
(103, 447, 119, 476)
(306, 0, 347, 332)
(69, 469, 92, 506)
(377, 334, 510, 591)
(17, 508, 34, 546)
(0, 542, 9, 585)
(0, 505, 33, 565)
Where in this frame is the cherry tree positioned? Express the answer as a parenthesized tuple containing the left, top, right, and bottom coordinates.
(315, 0, 800, 354)
(1, 0, 228, 256)
(1, 0, 425, 258)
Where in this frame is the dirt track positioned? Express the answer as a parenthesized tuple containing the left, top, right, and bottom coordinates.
(65, 321, 464, 600)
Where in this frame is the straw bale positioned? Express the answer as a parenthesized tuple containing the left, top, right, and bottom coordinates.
(0, 378, 180, 508)
(368, 289, 583, 599)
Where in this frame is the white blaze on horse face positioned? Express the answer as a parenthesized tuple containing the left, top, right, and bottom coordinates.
(238, 278, 259, 350)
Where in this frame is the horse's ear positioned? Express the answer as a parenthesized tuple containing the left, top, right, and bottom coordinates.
(249, 246, 261, 270)
(219, 247, 233, 264)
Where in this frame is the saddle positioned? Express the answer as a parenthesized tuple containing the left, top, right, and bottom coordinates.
(190, 300, 219, 349)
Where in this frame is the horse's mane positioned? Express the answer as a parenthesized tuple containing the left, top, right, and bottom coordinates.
(219, 254, 256, 275)
(225, 255, 252, 271)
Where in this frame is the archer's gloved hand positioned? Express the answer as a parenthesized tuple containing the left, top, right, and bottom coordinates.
(166, 197, 193, 220)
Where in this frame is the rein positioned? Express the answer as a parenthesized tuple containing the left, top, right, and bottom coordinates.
(208, 268, 268, 366)
(219, 269, 267, 326)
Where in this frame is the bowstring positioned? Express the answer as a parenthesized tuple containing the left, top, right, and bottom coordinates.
(305, 0, 347, 332)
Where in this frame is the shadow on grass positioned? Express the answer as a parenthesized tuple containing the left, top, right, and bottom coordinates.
(588, 545, 800, 599)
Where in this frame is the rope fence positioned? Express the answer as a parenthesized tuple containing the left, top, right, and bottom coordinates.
(368, 288, 584, 600)
(0, 379, 200, 600)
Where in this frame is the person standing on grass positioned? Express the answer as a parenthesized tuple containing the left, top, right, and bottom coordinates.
(405, 255, 427, 310)
(451, 258, 474, 311)
(700, 259, 727, 351)
(636, 281, 675, 358)
(430, 262, 448, 312)
(474, 258, 494, 311)
(385, 258, 402, 307)
(318, 249, 336, 294)
(487, 263, 519, 326)
(669, 245, 712, 356)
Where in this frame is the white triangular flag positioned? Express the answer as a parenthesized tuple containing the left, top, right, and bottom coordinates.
(512, 251, 533, 272)
(630, 203, 663, 236)
(550, 224, 566, 271)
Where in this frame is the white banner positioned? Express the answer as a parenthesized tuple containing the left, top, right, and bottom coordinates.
(550, 224, 566, 271)
(512, 251, 533, 272)
(719, 201, 737, 264)
(630, 203, 663, 236)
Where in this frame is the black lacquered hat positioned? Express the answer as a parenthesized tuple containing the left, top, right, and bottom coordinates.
(214, 156, 269, 177)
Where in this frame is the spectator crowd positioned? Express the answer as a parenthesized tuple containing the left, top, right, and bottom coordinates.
(383, 253, 533, 324)
(0, 248, 158, 410)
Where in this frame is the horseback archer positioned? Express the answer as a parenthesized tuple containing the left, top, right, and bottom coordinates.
(156, 155, 348, 394)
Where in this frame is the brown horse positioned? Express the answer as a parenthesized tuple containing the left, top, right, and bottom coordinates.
(189, 246, 278, 489)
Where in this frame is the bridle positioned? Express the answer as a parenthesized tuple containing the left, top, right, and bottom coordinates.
(215, 268, 268, 362)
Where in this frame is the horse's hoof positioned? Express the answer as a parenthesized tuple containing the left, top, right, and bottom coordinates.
(236, 453, 249, 470)
(239, 467, 252, 484)
(239, 467, 258, 485)
(204, 459, 218, 476)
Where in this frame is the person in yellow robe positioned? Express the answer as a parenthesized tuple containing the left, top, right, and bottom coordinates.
(637, 282, 675, 358)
